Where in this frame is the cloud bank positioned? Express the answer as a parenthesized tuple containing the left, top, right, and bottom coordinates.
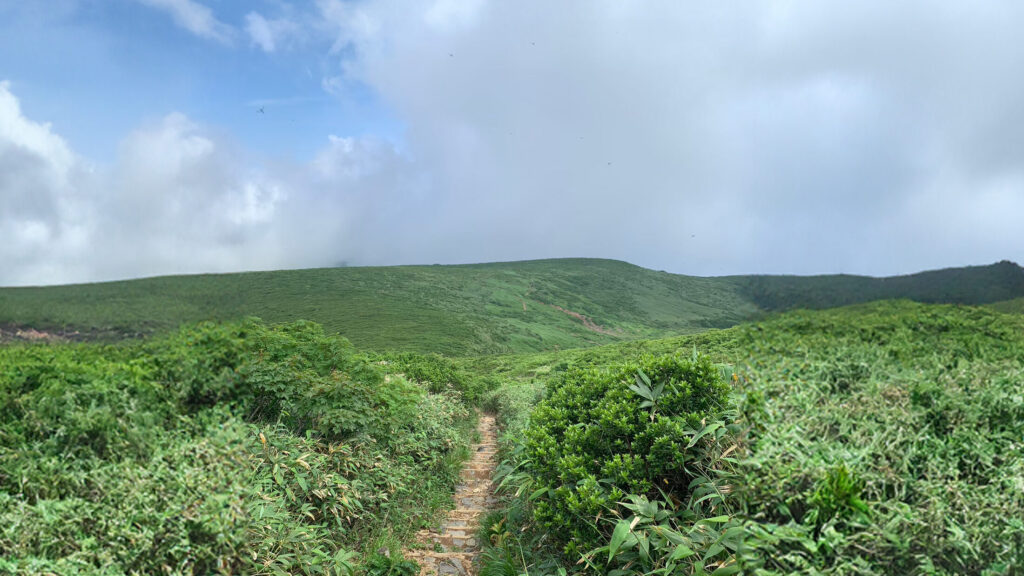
(326, 1, 1024, 276)
(0, 82, 417, 285)
(2, 1, 1023, 285)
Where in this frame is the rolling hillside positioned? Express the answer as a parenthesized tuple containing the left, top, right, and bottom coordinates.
(1, 258, 1022, 355)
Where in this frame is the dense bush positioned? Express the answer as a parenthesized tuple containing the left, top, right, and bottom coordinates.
(523, 352, 742, 569)
(0, 320, 472, 575)
(478, 379, 544, 438)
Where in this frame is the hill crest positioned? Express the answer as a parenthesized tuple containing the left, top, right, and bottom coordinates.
(1, 258, 1021, 355)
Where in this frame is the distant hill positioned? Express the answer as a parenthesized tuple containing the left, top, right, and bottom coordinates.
(1, 258, 1021, 355)
(734, 260, 1024, 311)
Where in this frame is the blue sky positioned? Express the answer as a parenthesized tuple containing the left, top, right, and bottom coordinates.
(0, 1, 399, 162)
(1, 1, 1023, 286)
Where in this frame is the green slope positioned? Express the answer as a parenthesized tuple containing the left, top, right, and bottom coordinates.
(2, 258, 1022, 355)
(0, 259, 757, 355)
(990, 296, 1024, 314)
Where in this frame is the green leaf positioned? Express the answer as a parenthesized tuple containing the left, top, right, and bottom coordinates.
(702, 515, 731, 524)
(609, 520, 631, 561)
(669, 544, 696, 560)
(629, 382, 654, 402)
(687, 421, 723, 448)
(636, 370, 652, 387)
(528, 487, 548, 501)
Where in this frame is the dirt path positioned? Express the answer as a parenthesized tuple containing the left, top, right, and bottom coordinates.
(405, 414, 499, 575)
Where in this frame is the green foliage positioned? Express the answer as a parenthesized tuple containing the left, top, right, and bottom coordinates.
(478, 380, 545, 437)
(0, 320, 471, 574)
(807, 463, 869, 528)
(737, 259, 1024, 311)
(362, 552, 419, 576)
(474, 301, 1024, 575)
(733, 302, 1024, 574)
(989, 295, 1024, 314)
(523, 353, 736, 564)
(371, 351, 493, 401)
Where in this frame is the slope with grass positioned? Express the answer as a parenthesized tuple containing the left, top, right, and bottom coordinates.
(2, 259, 1023, 356)
(990, 296, 1024, 314)
(0, 259, 759, 355)
(475, 301, 1024, 575)
(733, 259, 1024, 311)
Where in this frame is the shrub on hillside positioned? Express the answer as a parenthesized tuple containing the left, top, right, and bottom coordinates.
(523, 352, 742, 568)
(373, 351, 492, 401)
(0, 320, 472, 575)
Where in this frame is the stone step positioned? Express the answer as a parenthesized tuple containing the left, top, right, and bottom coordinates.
(408, 553, 473, 576)
(460, 469, 493, 481)
(446, 509, 483, 521)
(403, 413, 501, 576)
(441, 518, 478, 529)
(427, 532, 480, 551)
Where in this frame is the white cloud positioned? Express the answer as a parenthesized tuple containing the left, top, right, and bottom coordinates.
(135, 0, 234, 44)
(244, 11, 301, 53)
(5, 2, 1024, 284)
(309, 0, 1024, 275)
(0, 81, 74, 177)
(423, 0, 487, 31)
(0, 82, 93, 285)
(245, 12, 276, 52)
(0, 83, 417, 285)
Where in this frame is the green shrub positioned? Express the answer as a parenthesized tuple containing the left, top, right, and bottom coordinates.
(523, 352, 737, 563)
(362, 552, 419, 576)
(0, 320, 472, 575)
(373, 351, 492, 402)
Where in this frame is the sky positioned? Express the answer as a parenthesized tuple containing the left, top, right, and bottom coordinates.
(1, 0, 1022, 286)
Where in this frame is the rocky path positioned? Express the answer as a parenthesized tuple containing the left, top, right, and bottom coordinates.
(405, 414, 499, 575)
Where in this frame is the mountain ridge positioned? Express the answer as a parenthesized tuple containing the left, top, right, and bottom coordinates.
(1, 258, 1021, 355)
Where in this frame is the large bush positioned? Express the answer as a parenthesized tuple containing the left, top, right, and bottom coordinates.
(523, 353, 738, 561)
(0, 320, 471, 575)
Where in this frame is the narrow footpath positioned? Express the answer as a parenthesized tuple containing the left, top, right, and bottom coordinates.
(405, 414, 499, 576)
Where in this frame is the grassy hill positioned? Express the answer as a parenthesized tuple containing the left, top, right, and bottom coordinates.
(2, 258, 1022, 355)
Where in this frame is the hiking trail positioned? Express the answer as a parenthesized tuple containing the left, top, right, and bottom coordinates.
(405, 414, 499, 575)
